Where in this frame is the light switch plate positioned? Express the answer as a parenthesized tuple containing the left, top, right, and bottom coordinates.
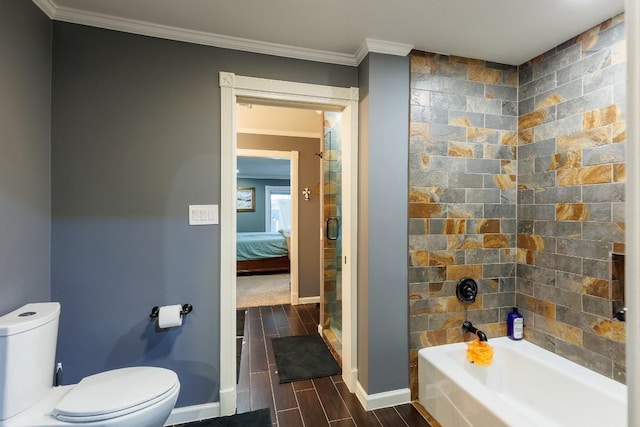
(189, 205, 218, 225)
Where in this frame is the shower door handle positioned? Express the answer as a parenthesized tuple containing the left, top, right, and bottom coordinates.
(326, 217, 339, 241)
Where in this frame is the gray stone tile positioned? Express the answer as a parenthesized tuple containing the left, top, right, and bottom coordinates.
(519, 64, 534, 86)
(448, 172, 485, 188)
(584, 203, 612, 222)
(482, 292, 516, 309)
(409, 169, 448, 187)
(466, 158, 501, 174)
(429, 123, 467, 142)
(520, 73, 556, 101)
(425, 155, 467, 173)
(583, 143, 626, 166)
(583, 222, 625, 243)
(409, 234, 448, 250)
(517, 203, 555, 221)
(533, 79, 583, 111)
(518, 97, 535, 115)
(410, 88, 431, 107)
(518, 138, 556, 160)
(583, 258, 610, 280)
(533, 44, 581, 79)
(556, 49, 612, 85)
(408, 218, 428, 235)
(485, 84, 517, 101)
(555, 340, 613, 378)
(484, 203, 516, 219)
(557, 86, 613, 119)
(467, 96, 502, 114)
(582, 294, 611, 318)
(445, 203, 484, 217)
(466, 188, 501, 203)
(533, 114, 583, 141)
(583, 62, 626, 94)
(466, 249, 501, 264)
(612, 202, 624, 222)
(432, 92, 467, 111)
(534, 186, 582, 204)
(448, 110, 484, 127)
(485, 114, 517, 131)
(557, 237, 610, 260)
(583, 22, 626, 55)
(535, 284, 582, 311)
(502, 101, 518, 116)
(583, 332, 625, 366)
(518, 170, 556, 189)
(410, 105, 449, 124)
(583, 183, 625, 203)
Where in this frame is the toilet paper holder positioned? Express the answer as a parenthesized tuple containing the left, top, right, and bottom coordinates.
(149, 304, 193, 319)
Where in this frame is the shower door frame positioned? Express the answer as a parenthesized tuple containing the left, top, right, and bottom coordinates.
(219, 72, 359, 416)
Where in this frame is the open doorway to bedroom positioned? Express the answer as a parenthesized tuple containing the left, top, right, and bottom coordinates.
(235, 151, 296, 308)
(235, 104, 323, 308)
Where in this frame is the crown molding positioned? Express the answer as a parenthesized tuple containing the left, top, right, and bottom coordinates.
(354, 38, 414, 65)
(32, 0, 56, 18)
(32, 1, 412, 67)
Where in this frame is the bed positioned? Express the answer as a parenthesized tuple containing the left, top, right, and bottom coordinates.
(237, 232, 290, 275)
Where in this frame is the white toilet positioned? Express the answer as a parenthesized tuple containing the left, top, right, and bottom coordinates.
(0, 302, 180, 427)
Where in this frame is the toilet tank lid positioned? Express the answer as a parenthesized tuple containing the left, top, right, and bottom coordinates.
(0, 302, 60, 336)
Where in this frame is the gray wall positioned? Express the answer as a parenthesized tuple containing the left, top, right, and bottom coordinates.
(236, 178, 290, 233)
(0, 1, 52, 314)
(357, 53, 410, 394)
(50, 22, 356, 407)
(238, 134, 322, 298)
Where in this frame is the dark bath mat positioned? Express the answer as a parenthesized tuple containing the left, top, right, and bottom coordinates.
(271, 333, 341, 383)
(178, 408, 271, 427)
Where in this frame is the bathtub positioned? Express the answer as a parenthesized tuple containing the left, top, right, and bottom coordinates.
(418, 337, 627, 427)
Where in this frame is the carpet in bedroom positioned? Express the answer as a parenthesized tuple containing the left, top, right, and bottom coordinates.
(236, 273, 290, 308)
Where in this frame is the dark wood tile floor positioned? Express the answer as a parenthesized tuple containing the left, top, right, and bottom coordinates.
(237, 303, 436, 427)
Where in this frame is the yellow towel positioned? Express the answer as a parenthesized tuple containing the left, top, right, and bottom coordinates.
(467, 338, 494, 366)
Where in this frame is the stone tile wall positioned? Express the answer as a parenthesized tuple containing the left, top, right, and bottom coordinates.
(408, 53, 519, 396)
(517, 13, 626, 381)
(409, 13, 627, 397)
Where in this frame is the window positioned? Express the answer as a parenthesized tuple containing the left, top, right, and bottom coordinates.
(265, 186, 291, 233)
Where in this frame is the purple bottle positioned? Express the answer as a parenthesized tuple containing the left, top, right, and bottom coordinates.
(507, 307, 524, 340)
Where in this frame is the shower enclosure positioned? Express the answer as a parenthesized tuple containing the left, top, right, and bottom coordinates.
(321, 111, 343, 356)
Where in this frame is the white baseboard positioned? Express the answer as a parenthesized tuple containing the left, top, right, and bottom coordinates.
(298, 296, 320, 304)
(355, 382, 411, 411)
(164, 402, 220, 426)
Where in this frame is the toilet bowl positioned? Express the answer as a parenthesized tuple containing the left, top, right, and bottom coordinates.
(0, 303, 180, 427)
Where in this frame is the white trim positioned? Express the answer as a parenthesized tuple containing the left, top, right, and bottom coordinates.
(32, 1, 411, 67)
(626, 1, 639, 426)
(164, 402, 220, 426)
(298, 296, 321, 305)
(355, 382, 411, 411)
(220, 73, 359, 416)
(237, 127, 322, 139)
(354, 38, 414, 65)
(32, 0, 56, 18)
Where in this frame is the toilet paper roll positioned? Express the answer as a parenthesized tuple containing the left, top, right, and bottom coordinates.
(158, 304, 183, 328)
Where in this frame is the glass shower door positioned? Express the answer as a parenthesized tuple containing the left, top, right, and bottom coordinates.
(322, 112, 343, 349)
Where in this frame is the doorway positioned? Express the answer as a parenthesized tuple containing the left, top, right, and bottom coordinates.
(219, 72, 359, 416)
(236, 149, 299, 307)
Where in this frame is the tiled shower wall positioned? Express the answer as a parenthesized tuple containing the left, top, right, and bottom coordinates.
(409, 13, 627, 395)
(517, 13, 626, 381)
(408, 53, 519, 394)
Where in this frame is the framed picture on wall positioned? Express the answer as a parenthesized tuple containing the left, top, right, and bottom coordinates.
(237, 187, 255, 212)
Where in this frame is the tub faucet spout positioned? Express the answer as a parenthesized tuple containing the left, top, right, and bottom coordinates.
(462, 320, 487, 342)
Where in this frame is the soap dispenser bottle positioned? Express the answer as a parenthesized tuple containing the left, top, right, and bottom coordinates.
(507, 307, 524, 340)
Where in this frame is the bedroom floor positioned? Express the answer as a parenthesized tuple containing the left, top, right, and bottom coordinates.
(237, 273, 290, 308)
(236, 303, 439, 427)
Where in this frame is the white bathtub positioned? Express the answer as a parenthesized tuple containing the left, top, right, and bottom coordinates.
(418, 337, 627, 427)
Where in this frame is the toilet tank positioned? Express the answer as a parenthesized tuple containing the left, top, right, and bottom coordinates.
(0, 302, 60, 421)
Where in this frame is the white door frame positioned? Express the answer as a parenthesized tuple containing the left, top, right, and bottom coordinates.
(219, 72, 359, 416)
(237, 149, 300, 305)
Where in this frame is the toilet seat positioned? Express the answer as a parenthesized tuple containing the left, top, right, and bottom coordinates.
(52, 367, 179, 423)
